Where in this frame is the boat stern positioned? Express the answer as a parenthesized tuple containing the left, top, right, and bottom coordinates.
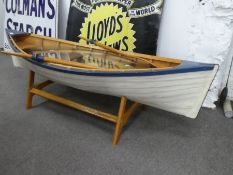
(5, 29, 31, 68)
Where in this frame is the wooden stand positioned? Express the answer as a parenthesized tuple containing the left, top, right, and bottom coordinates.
(26, 71, 142, 145)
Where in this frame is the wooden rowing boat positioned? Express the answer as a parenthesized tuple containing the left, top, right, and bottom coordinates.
(3, 29, 218, 119)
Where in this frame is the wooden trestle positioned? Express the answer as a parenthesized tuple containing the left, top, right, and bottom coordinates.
(26, 70, 142, 145)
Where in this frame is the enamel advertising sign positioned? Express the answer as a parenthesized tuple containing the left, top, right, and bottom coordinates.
(66, 0, 164, 55)
(3, 0, 58, 50)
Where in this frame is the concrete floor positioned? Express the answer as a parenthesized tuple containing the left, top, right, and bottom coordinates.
(0, 56, 233, 175)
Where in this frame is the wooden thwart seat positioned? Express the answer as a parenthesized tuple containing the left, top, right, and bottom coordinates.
(26, 70, 142, 145)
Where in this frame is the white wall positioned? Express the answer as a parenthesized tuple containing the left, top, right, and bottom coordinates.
(157, 0, 233, 108)
(58, 1, 70, 39)
(157, 0, 195, 60)
(0, 1, 4, 47)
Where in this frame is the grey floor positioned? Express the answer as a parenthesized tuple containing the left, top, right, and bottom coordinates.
(0, 56, 233, 175)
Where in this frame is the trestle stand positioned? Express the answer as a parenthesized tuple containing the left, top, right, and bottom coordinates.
(26, 71, 142, 145)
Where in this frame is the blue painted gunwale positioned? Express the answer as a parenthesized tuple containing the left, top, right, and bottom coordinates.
(27, 59, 215, 77)
(7, 29, 216, 77)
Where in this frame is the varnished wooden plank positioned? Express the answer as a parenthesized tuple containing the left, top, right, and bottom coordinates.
(35, 80, 53, 90)
(123, 103, 142, 125)
(30, 88, 118, 123)
(113, 96, 127, 145)
(26, 71, 35, 109)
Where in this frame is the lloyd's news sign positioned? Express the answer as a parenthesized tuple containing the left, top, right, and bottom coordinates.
(66, 0, 164, 55)
(4, 0, 58, 51)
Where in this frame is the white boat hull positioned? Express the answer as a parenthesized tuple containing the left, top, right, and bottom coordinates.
(18, 59, 218, 119)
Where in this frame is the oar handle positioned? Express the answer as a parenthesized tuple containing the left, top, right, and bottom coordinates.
(79, 36, 123, 56)
(1, 51, 32, 58)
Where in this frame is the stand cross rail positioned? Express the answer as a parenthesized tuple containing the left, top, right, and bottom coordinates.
(26, 71, 142, 145)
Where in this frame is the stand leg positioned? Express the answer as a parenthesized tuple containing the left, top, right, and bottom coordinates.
(113, 96, 127, 145)
(26, 71, 35, 109)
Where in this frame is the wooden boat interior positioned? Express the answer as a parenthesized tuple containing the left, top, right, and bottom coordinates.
(10, 34, 182, 70)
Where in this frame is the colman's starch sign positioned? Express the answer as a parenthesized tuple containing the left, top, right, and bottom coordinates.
(4, 0, 58, 50)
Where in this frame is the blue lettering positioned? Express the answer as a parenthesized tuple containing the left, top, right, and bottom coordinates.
(19, 23, 24, 31)
(23, 0, 30, 15)
(47, 0, 55, 19)
(26, 25, 33, 33)
(13, 21, 19, 30)
(30, 0, 37, 17)
(7, 18, 13, 29)
(4, 0, 55, 22)
(11, 0, 17, 14)
(18, 0, 23, 15)
(44, 28, 52, 37)
(6, 0, 11, 13)
(38, 0, 45, 17)
(35, 26, 42, 34)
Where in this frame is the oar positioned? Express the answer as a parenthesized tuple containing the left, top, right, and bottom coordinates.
(1, 51, 101, 70)
(79, 36, 159, 68)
